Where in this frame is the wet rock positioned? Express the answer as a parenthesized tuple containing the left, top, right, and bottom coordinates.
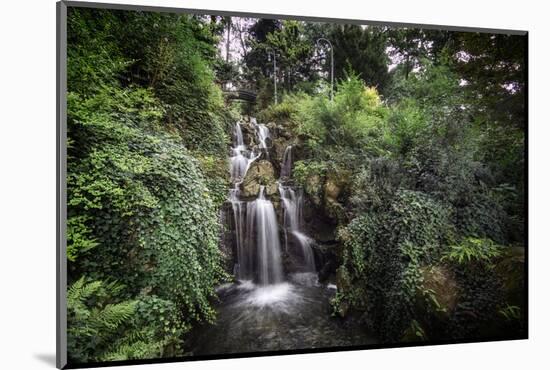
(418, 265, 459, 318)
(324, 169, 351, 201)
(317, 245, 339, 284)
(241, 160, 278, 197)
(324, 198, 346, 223)
(273, 137, 290, 166)
(325, 179, 341, 200)
(305, 174, 323, 206)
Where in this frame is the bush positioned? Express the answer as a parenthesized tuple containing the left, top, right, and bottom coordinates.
(68, 83, 228, 325)
(348, 157, 406, 214)
(293, 73, 389, 157)
(67, 277, 184, 363)
(443, 237, 503, 265)
(257, 93, 302, 123)
(334, 190, 453, 341)
(439, 237, 508, 339)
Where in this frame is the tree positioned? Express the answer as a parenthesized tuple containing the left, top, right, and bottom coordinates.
(325, 25, 391, 93)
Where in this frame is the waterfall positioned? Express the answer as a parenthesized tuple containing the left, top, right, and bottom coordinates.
(230, 122, 260, 182)
(230, 186, 250, 280)
(278, 144, 316, 272)
(251, 118, 270, 157)
(234, 121, 244, 147)
(256, 124, 270, 151)
(229, 122, 256, 279)
(228, 119, 284, 285)
(280, 145, 292, 179)
(246, 186, 284, 285)
(279, 184, 316, 272)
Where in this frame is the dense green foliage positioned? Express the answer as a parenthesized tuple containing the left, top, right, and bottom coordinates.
(67, 277, 184, 362)
(334, 191, 453, 340)
(67, 8, 526, 358)
(67, 8, 233, 362)
(258, 30, 525, 342)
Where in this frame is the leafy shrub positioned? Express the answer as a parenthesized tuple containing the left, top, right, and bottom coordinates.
(258, 93, 302, 122)
(455, 193, 507, 244)
(293, 73, 389, 157)
(445, 255, 506, 339)
(443, 237, 503, 264)
(67, 277, 184, 363)
(292, 160, 327, 188)
(334, 190, 453, 341)
(194, 154, 231, 209)
(385, 100, 429, 157)
(67, 278, 144, 362)
(68, 82, 228, 322)
(348, 157, 406, 213)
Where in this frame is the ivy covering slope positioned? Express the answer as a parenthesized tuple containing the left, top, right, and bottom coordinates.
(66, 9, 232, 362)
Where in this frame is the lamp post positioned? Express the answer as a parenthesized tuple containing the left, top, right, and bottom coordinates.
(316, 38, 334, 102)
(267, 48, 277, 104)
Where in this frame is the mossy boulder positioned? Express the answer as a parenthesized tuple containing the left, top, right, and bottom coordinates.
(305, 174, 323, 206)
(418, 265, 459, 319)
(324, 169, 350, 201)
(240, 160, 277, 197)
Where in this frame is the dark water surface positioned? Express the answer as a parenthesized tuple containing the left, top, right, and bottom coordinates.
(188, 273, 377, 355)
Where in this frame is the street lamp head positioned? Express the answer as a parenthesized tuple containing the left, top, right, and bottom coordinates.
(316, 37, 333, 49)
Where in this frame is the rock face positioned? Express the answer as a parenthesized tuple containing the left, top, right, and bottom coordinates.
(419, 265, 459, 317)
(240, 160, 278, 197)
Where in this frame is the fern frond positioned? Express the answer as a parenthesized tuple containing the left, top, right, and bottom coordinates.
(90, 301, 137, 332)
(68, 277, 102, 305)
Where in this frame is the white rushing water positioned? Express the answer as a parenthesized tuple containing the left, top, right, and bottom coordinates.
(230, 122, 260, 182)
(228, 120, 284, 285)
(279, 145, 316, 272)
(280, 145, 292, 179)
(229, 122, 255, 280)
(279, 184, 316, 272)
(191, 124, 377, 355)
(230, 187, 249, 280)
(251, 117, 271, 157)
(246, 186, 284, 285)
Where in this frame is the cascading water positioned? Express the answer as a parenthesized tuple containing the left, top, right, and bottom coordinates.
(251, 118, 271, 157)
(246, 186, 284, 285)
(229, 122, 255, 279)
(279, 185, 316, 272)
(228, 119, 283, 285)
(230, 187, 249, 279)
(278, 146, 316, 272)
(280, 145, 292, 179)
(230, 122, 259, 182)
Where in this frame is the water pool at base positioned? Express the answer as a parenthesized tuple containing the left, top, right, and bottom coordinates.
(188, 273, 377, 355)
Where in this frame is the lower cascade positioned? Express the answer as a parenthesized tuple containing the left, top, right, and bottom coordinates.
(279, 184, 316, 272)
(246, 186, 284, 285)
